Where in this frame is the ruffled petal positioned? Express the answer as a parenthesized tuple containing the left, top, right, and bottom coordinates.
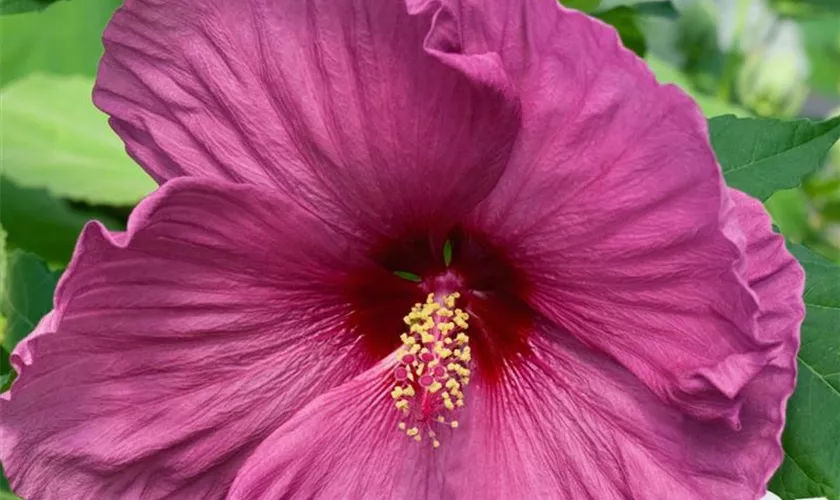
(0, 177, 385, 499)
(438, 0, 797, 423)
(724, 188, 803, 489)
(94, 0, 520, 236)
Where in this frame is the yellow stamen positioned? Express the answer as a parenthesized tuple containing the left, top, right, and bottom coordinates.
(392, 291, 472, 447)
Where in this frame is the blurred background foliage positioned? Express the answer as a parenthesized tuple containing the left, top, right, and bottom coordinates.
(632, 0, 840, 261)
(0, 0, 838, 498)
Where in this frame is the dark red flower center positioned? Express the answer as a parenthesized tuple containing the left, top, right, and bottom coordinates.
(343, 227, 535, 384)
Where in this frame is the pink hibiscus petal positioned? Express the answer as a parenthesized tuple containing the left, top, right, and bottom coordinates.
(94, 0, 520, 237)
(227, 358, 440, 500)
(0, 177, 386, 499)
(443, 316, 797, 500)
(443, 0, 801, 423)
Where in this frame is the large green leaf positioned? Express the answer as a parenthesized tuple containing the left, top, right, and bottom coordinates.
(769, 244, 840, 500)
(0, 251, 60, 353)
(710, 115, 840, 201)
(645, 55, 749, 117)
(0, 74, 156, 205)
(596, 6, 646, 56)
(567, 1, 675, 56)
(0, 176, 119, 265)
(0, 0, 120, 85)
(765, 189, 812, 243)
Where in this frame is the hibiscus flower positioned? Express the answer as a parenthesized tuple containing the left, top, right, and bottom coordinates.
(0, 0, 804, 498)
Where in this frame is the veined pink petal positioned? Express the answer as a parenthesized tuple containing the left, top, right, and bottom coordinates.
(444, 318, 796, 500)
(0, 178, 388, 499)
(94, 0, 520, 237)
(227, 359, 438, 500)
(438, 0, 798, 424)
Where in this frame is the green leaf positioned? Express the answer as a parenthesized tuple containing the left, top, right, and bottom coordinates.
(560, 0, 601, 13)
(710, 115, 840, 201)
(772, 0, 840, 17)
(0, 461, 14, 496)
(765, 189, 812, 243)
(644, 55, 749, 117)
(0, 0, 120, 85)
(595, 6, 646, 57)
(0, 176, 105, 265)
(0, 74, 156, 205)
(0, 342, 9, 376)
(632, 1, 677, 18)
(769, 244, 840, 500)
(0, 0, 61, 15)
(0, 251, 60, 353)
(0, 319, 12, 392)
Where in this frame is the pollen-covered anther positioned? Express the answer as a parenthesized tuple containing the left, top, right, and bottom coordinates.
(392, 292, 472, 447)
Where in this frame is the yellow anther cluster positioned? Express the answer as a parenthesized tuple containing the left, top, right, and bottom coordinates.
(391, 292, 471, 447)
